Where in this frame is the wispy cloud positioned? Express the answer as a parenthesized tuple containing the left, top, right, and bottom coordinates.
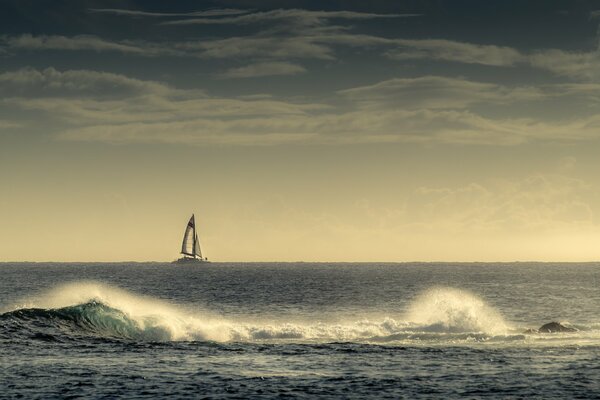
(6, 34, 597, 84)
(387, 39, 523, 66)
(176, 36, 334, 60)
(218, 61, 306, 78)
(0, 8, 418, 65)
(386, 38, 600, 81)
(162, 9, 418, 26)
(0, 120, 22, 129)
(50, 107, 600, 147)
(528, 48, 600, 81)
(0, 32, 387, 62)
(161, 8, 417, 62)
(1, 33, 339, 61)
(0, 67, 177, 97)
(338, 76, 544, 108)
(89, 8, 250, 18)
(0, 34, 177, 56)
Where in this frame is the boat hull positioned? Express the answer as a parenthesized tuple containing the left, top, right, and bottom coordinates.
(173, 257, 210, 265)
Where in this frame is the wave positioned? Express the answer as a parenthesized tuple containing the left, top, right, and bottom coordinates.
(1, 282, 231, 342)
(1, 301, 173, 341)
(1, 282, 597, 344)
(405, 287, 509, 334)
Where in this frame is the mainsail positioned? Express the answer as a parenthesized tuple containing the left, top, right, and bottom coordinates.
(181, 214, 203, 258)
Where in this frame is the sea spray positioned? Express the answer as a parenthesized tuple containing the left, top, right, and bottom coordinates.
(405, 287, 510, 334)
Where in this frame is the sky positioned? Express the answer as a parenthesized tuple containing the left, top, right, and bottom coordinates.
(2, 0, 600, 262)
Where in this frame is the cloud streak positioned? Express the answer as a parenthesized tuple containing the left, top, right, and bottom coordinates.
(338, 76, 544, 108)
(0, 67, 178, 97)
(387, 39, 523, 66)
(528, 48, 600, 81)
(218, 62, 307, 78)
(161, 9, 419, 26)
(387, 38, 600, 81)
(176, 36, 334, 60)
(0, 34, 178, 56)
(89, 8, 250, 18)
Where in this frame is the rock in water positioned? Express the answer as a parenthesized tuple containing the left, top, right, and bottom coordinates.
(537, 321, 577, 333)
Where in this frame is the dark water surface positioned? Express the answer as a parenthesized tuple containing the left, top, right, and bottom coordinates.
(1, 262, 599, 398)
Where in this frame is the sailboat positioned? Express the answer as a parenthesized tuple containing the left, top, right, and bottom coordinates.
(173, 214, 209, 264)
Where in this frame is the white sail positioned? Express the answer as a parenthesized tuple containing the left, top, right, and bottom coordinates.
(181, 215, 196, 256)
(193, 232, 202, 259)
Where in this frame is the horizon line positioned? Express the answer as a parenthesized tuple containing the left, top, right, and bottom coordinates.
(2, 260, 600, 264)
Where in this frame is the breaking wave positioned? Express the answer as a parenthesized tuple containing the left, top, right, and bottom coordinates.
(405, 287, 509, 334)
(1, 282, 596, 344)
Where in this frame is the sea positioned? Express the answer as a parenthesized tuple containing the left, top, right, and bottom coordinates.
(1, 262, 599, 399)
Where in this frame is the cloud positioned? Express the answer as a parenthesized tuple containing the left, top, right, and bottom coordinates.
(2, 67, 325, 135)
(1, 33, 330, 61)
(165, 13, 410, 63)
(1, 9, 598, 83)
(157, 8, 417, 63)
(1, 34, 335, 62)
(237, 94, 274, 100)
(162, 9, 418, 26)
(218, 61, 307, 78)
(0, 120, 22, 129)
(0, 34, 168, 56)
(89, 8, 250, 18)
(7, 16, 594, 85)
(0, 8, 418, 66)
(47, 105, 600, 147)
(338, 76, 544, 109)
(58, 122, 317, 146)
(552, 82, 600, 101)
(387, 39, 524, 66)
(13, 94, 323, 126)
(4, 68, 600, 147)
(176, 36, 334, 60)
(1, 32, 383, 62)
(386, 38, 600, 81)
(0, 67, 176, 98)
(528, 48, 600, 81)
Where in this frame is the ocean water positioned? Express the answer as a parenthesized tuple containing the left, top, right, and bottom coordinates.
(1, 262, 599, 399)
